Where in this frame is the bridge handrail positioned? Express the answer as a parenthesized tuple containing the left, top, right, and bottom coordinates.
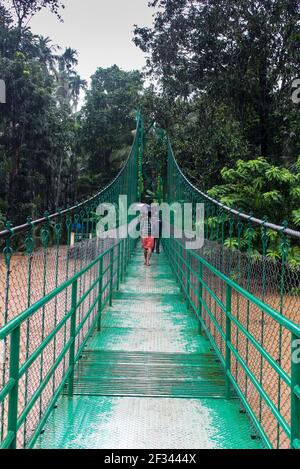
(168, 138, 300, 240)
(192, 247, 300, 338)
(0, 244, 114, 340)
(166, 132, 300, 449)
(164, 235, 300, 449)
(0, 235, 136, 449)
(0, 111, 141, 449)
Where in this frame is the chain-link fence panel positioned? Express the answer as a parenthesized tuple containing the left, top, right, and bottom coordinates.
(165, 137, 300, 449)
(0, 114, 142, 449)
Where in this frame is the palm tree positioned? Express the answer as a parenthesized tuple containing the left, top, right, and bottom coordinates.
(36, 36, 60, 73)
(54, 48, 80, 107)
(50, 47, 86, 112)
(69, 73, 87, 112)
(60, 47, 78, 74)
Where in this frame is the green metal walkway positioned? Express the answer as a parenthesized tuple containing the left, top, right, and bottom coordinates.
(35, 248, 261, 449)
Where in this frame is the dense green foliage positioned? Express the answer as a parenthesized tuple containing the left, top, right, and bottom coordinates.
(0, 3, 143, 226)
(134, 0, 300, 228)
(207, 157, 300, 225)
(78, 66, 143, 198)
(0, 2, 84, 224)
(207, 156, 300, 266)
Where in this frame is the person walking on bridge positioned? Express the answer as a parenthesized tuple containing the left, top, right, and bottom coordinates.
(140, 206, 154, 266)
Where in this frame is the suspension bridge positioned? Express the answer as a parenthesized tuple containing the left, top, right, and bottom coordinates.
(0, 113, 299, 449)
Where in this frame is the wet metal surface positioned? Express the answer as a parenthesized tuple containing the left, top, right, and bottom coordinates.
(35, 396, 261, 449)
(65, 350, 227, 398)
(35, 248, 262, 449)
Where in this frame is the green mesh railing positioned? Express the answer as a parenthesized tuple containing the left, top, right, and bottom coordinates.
(164, 137, 300, 449)
(0, 112, 143, 449)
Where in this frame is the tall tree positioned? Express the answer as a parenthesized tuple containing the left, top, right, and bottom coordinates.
(0, 9, 81, 223)
(134, 0, 300, 163)
(36, 35, 59, 70)
(6, 0, 64, 34)
(78, 65, 143, 197)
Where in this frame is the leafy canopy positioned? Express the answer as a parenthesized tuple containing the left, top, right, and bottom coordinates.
(208, 156, 300, 228)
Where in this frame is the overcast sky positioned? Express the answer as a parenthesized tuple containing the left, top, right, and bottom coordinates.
(30, 0, 155, 82)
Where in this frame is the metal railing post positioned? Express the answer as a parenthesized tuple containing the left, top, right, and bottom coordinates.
(225, 284, 232, 399)
(109, 248, 114, 306)
(186, 250, 191, 309)
(97, 257, 103, 332)
(120, 239, 124, 282)
(68, 279, 78, 397)
(180, 243, 183, 290)
(198, 262, 203, 335)
(291, 333, 300, 448)
(116, 242, 121, 291)
(7, 325, 20, 449)
(180, 243, 183, 288)
(124, 238, 128, 274)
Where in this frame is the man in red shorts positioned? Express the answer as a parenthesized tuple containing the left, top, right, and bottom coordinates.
(140, 207, 154, 266)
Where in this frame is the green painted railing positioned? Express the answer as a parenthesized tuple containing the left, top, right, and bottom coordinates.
(0, 113, 142, 449)
(165, 137, 300, 449)
(0, 238, 136, 449)
(163, 236, 300, 449)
